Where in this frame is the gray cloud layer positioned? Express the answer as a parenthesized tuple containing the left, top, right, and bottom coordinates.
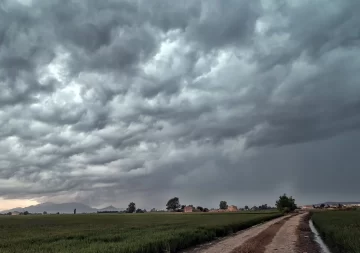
(1, 0, 360, 208)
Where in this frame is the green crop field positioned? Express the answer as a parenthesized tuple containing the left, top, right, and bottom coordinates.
(312, 210, 360, 253)
(0, 212, 280, 253)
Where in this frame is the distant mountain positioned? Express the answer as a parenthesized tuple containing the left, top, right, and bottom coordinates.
(97, 205, 125, 212)
(1, 202, 97, 214)
(315, 201, 360, 206)
(0, 202, 127, 214)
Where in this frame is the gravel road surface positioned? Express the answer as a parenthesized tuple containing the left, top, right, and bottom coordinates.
(182, 215, 288, 253)
(183, 212, 318, 253)
(264, 213, 306, 253)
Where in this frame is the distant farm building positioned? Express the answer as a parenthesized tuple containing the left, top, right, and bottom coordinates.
(184, 206, 193, 213)
(209, 207, 239, 213)
(301, 205, 314, 210)
(11, 211, 20, 216)
(227, 205, 238, 212)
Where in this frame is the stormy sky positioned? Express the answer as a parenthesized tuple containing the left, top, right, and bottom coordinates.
(1, 0, 360, 210)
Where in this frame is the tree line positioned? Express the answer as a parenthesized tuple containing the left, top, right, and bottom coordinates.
(2, 194, 297, 215)
(163, 194, 297, 213)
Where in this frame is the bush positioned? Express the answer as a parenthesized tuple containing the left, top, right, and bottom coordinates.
(276, 194, 297, 212)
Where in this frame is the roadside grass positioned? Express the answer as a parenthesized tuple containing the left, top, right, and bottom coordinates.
(0, 212, 281, 253)
(312, 210, 360, 253)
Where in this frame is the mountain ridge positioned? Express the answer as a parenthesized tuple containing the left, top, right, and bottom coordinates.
(318, 201, 360, 205)
(308, 201, 360, 206)
(97, 205, 125, 212)
(1, 202, 125, 214)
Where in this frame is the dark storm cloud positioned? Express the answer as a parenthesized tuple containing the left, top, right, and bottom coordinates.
(1, 0, 360, 209)
(0, 1, 57, 107)
(184, 1, 261, 50)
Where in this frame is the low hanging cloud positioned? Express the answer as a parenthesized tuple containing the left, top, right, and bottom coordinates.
(1, 0, 360, 209)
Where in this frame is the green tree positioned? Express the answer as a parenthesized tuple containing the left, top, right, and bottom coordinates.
(196, 206, 204, 212)
(320, 203, 325, 209)
(135, 208, 144, 213)
(166, 197, 180, 211)
(244, 205, 249, 210)
(275, 194, 297, 212)
(23, 211, 29, 215)
(127, 202, 136, 213)
(219, 201, 228, 210)
(203, 208, 209, 212)
(259, 204, 268, 210)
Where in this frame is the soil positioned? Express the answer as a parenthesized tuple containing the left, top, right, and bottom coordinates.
(181, 212, 322, 253)
(296, 212, 322, 253)
(264, 213, 305, 253)
(181, 216, 287, 253)
(230, 215, 292, 253)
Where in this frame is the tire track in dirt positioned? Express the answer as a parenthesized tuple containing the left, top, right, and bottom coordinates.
(181, 215, 288, 253)
(182, 213, 320, 253)
(230, 215, 292, 253)
(264, 213, 306, 253)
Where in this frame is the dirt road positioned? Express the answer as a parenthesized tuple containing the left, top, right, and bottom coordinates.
(183, 212, 320, 253)
(264, 213, 304, 253)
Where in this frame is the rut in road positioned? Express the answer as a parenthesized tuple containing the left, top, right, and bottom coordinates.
(182, 215, 288, 253)
(231, 216, 290, 253)
(183, 213, 310, 253)
(230, 216, 291, 253)
(264, 213, 306, 253)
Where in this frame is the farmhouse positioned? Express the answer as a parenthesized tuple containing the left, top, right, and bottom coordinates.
(227, 205, 238, 212)
(11, 211, 20, 216)
(300, 205, 314, 210)
(184, 206, 193, 213)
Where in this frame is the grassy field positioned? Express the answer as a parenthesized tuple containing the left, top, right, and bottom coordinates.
(0, 212, 280, 253)
(312, 210, 360, 253)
